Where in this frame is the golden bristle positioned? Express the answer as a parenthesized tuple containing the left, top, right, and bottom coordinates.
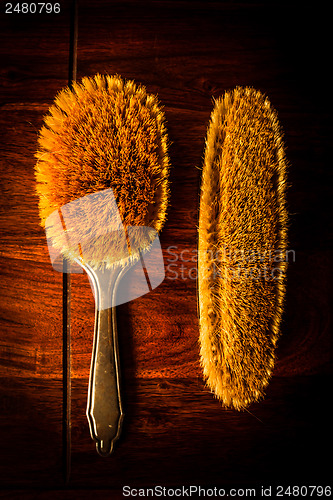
(35, 74, 170, 268)
(198, 86, 288, 410)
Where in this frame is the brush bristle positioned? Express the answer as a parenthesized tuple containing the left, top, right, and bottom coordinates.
(198, 86, 288, 410)
(35, 74, 170, 268)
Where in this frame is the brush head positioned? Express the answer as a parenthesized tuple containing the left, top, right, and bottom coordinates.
(35, 74, 170, 269)
(198, 86, 288, 410)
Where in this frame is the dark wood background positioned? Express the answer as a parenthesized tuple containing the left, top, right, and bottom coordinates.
(0, 1, 331, 497)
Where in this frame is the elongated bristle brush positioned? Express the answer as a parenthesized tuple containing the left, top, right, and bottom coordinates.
(35, 73, 170, 454)
(198, 86, 288, 410)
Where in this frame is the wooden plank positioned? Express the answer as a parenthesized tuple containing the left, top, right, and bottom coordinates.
(69, 375, 331, 487)
(0, 0, 331, 492)
(0, 377, 63, 488)
(0, 103, 63, 379)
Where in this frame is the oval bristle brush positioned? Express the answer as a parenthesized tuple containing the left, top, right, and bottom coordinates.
(198, 86, 288, 410)
(35, 73, 170, 454)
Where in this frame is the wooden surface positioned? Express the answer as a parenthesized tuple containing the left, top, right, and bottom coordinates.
(0, 1, 331, 495)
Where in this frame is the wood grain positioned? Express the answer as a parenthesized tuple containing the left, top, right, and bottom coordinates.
(0, 0, 331, 494)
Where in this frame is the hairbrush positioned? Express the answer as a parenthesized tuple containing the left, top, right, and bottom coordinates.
(198, 86, 288, 410)
(35, 74, 170, 453)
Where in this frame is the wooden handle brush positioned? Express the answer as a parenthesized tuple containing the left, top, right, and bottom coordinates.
(35, 74, 170, 454)
(198, 86, 288, 410)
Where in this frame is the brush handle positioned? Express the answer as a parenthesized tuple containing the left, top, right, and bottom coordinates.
(79, 263, 126, 456)
(88, 305, 123, 456)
